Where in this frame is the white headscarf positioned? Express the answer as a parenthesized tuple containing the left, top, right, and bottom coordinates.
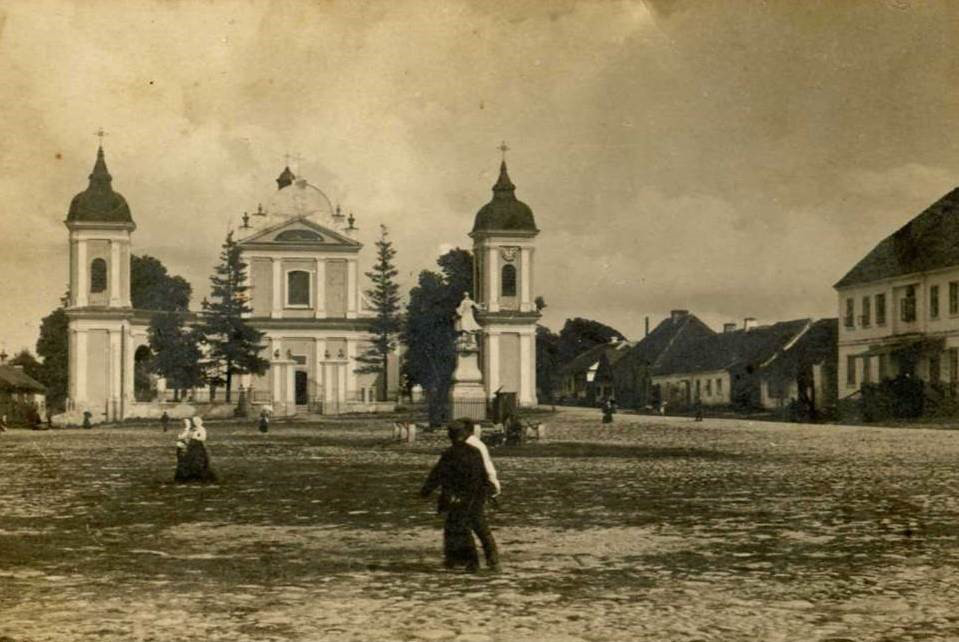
(191, 417, 207, 442)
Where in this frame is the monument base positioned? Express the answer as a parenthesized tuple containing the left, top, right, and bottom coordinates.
(449, 382, 488, 421)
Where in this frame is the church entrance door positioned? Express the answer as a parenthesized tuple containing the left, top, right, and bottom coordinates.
(295, 371, 309, 406)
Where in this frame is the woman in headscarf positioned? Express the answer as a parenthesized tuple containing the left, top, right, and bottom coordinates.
(174, 417, 217, 483)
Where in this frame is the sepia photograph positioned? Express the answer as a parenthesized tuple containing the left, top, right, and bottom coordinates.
(1, 0, 959, 639)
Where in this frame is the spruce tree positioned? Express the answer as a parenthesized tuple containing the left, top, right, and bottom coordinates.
(355, 225, 402, 401)
(200, 232, 269, 402)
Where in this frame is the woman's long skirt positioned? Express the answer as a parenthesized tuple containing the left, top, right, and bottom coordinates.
(174, 442, 217, 483)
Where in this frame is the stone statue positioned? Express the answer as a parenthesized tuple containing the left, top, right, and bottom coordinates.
(455, 292, 481, 334)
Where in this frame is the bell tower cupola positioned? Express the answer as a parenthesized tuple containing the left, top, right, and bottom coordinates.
(65, 139, 135, 309)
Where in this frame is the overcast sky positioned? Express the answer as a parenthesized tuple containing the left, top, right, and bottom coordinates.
(1, 0, 958, 355)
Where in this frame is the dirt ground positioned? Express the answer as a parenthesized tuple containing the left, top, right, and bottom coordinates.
(1, 409, 958, 641)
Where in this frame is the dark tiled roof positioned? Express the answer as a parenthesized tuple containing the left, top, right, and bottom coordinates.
(560, 341, 633, 376)
(614, 313, 716, 375)
(835, 187, 959, 288)
(67, 147, 133, 224)
(653, 319, 812, 377)
(472, 162, 537, 233)
(761, 318, 838, 379)
(0, 366, 45, 393)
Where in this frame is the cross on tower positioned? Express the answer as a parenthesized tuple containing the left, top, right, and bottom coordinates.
(95, 127, 108, 145)
(283, 152, 303, 172)
(498, 140, 510, 162)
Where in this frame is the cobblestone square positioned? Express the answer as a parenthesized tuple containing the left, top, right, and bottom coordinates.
(2, 409, 958, 641)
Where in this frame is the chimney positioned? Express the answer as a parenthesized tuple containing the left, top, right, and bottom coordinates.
(723, 323, 738, 333)
(744, 317, 758, 331)
(670, 309, 689, 322)
(645, 316, 650, 337)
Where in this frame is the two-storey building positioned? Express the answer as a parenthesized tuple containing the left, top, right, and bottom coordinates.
(835, 187, 959, 399)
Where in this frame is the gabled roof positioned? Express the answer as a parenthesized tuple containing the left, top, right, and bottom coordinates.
(761, 318, 838, 379)
(237, 216, 361, 248)
(612, 313, 716, 375)
(835, 187, 959, 288)
(653, 318, 813, 377)
(560, 340, 633, 377)
(0, 366, 45, 393)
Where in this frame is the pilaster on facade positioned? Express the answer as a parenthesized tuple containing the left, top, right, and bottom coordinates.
(271, 258, 283, 319)
(519, 247, 532, 312)
(347, 339, 358, 394)
(486, 246, 499, 312)
(485, 331, 501, 398)
(347, 259, 358, 318)
(76, 240, 88, 307)
(109, 240, 122, 306)
(519, 332, 533, 404)
(314, 258, 326, 318)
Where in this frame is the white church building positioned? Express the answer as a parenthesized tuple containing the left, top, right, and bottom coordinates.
(63, 146, 395, 422)
(61, 144, 537, 423)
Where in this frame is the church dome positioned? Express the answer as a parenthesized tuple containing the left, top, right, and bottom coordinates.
(264, 168, 338, 225)
(67, 147, 133, 224)
(472, 162, 537, 234)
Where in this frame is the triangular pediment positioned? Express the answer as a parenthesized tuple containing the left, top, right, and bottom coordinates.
(238, 216, 361, 248)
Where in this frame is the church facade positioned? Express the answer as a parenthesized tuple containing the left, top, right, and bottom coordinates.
(63, 146, 395, 422)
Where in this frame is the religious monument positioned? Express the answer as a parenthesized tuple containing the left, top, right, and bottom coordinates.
(470, 145, 540, 407)
(449, 292, 487, 420)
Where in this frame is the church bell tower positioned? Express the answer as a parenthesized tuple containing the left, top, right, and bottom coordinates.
(470, 152, 540, 407)
(64, 140, 136, 421)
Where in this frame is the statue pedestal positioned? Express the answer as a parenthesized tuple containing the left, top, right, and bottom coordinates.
(449, 334, 487, 421)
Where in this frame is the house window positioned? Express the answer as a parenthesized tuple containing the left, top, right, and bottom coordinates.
(861, 296, 871, 327)
(716, 378, 723, 395)
(930, 285, 940, 319)
(844, 298, 855, 328)
(847, 355, 856, 386)
(876, 293, 886, 326)
(951, 283, 959, 315)
(501, 264, 517, 297)
(706, 379, 712, 396)
(901, 286, 917, 323)
(862, 356, 871, 384)
(286, 270, 311, 306)
(878, 353, 888, 382)
(90, 258, 107, 293)
(930, 354, 942, 384)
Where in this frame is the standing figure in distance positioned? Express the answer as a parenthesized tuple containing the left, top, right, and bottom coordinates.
(601, 397, 616, 424)
(258, 408, 270, 434)
(420, 420, 500, 573)
(82, 410, 93, 430)
(174, 416, 217, 483)
(160, 410, 171, 433)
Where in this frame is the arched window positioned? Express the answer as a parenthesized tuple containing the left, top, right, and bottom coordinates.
(287, 270, 311, 306)
(501, 264, 517, 297)
(90, 258, 107, 293)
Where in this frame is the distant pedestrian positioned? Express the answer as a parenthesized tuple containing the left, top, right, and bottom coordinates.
(258, 408, 270, 433)
(0, 415, 8, 433)
(174, 417, 217, 483)
(420, 420, 499, 573)
(694, 401, 704, 422)
(82, 410, 93, 430)
(601, 398, 616, 424)
(160, 411, 171, 433)
(659, 400, 668, 416)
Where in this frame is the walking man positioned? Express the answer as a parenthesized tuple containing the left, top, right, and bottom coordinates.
(420, 419, 500, 573)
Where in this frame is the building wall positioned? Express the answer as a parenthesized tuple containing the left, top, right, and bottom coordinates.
(652, 370, 730, 407)
(837, 265, 959, 392)
(251, 258, 272, 314)
(85, 330, 109, 412)
(498, 333, 521, 394)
